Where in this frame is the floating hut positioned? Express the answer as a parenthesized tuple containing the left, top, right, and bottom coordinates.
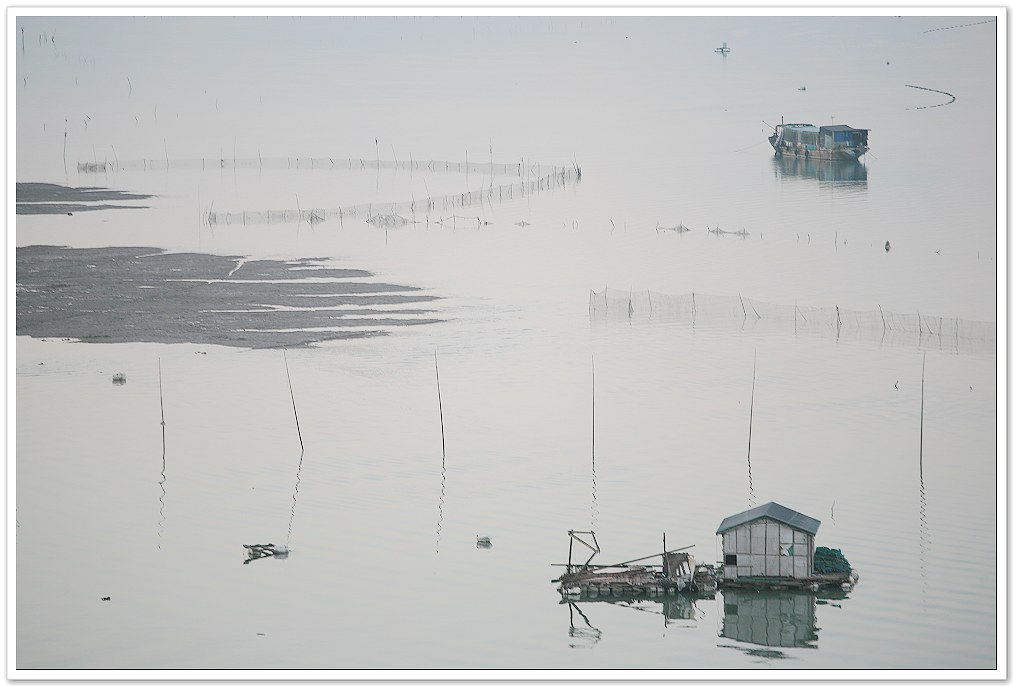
(715, 502, 857, 591)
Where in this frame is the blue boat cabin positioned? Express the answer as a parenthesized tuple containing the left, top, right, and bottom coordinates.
(820, 124, 869, 151)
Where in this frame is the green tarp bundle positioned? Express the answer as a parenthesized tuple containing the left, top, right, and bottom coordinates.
(814, 547, 852, 574)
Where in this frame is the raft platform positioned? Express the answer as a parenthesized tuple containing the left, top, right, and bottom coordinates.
(719, 570, 858, 592)
(553, 530, 718, 599)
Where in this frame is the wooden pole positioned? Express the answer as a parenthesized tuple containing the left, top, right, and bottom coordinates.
(747, 351, 757, 506)
(436, 350, 446, 461)
(158, 358, 165, 426)
(608, 544, 695, 568)
(919, 352, 926, 473)
(283, 350, 304, 452)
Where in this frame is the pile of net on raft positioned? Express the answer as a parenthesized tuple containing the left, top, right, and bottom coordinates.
(813, 546, 852, 574)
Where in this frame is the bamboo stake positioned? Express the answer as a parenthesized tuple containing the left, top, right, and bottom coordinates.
(283, 350, 304, 451)
(606, 544, 695, 569)
(158, 358, 165, 426)
(746, 351, 757, 506)
(591, 354, 598, 531)
(435, 350, 446, 460)
(919, 352, 926, 473)
(435, 351, 447, 554)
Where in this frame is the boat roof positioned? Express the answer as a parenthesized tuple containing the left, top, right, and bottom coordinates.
(716, 502, 821, 535)
(782, 124, 819, 133)
(821, 124, 868, 133)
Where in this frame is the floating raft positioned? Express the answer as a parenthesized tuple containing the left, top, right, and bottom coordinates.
(718, 570, 858, 592)
(555, 547, 718, 599)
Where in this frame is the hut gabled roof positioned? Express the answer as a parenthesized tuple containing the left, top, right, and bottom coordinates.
(716, 502, 821, 536)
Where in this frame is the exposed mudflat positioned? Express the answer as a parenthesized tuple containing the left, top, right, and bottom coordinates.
(16, 245, 441, 348)
(16, 182, 152, 214)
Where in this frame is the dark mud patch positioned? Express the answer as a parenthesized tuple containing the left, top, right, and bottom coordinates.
(16, 182, 152, 214)
(16, 246, 442, 349)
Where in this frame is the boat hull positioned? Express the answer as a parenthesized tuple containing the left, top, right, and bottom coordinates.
(772, 145, 868, 161)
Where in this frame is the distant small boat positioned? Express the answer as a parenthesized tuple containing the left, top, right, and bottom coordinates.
(715, 41, 730, 54)
(476, 535, 492, 548)
(769, 121, 870, 161)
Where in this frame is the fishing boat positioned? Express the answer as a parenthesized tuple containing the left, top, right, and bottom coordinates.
(768, 122, 870, 161)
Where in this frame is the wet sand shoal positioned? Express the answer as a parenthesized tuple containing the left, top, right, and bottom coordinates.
(16, 182, 153, 214)
(16, 246, 442, 349)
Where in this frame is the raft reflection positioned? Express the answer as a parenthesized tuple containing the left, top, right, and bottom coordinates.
(719, 589, 819, 651)
(771, 156, 868, 185)
(561, 587, 852, 653)
(561, 593, 704, 648)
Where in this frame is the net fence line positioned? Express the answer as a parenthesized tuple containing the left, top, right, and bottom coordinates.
(78, 156, 579, 227)
(589, 289, 996, 355)
(77, 156, 563, 177)
(209, 167, 577, 227)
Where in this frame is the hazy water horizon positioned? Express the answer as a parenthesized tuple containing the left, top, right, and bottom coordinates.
(14, 11, 1002, 676)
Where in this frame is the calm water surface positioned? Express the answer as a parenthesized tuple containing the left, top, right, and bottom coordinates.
(14, 14, 1001, 673)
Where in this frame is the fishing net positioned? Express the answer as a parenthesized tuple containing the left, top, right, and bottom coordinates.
(813, 547, 852, 574)
(589, 289, 996, 356)
(76, 157, 578, 227)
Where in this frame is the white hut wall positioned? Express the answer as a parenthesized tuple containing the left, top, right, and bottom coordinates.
(722, 517, 811, 579)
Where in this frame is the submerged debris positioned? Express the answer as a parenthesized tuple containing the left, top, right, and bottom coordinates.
(366, 213, 411, 228)
(243, 543, 289, 564)
(707, 225, 749, 238)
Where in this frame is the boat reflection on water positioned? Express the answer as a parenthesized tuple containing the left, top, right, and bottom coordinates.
(561, 587, 852, 654)
(772, 155, 868, 186)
